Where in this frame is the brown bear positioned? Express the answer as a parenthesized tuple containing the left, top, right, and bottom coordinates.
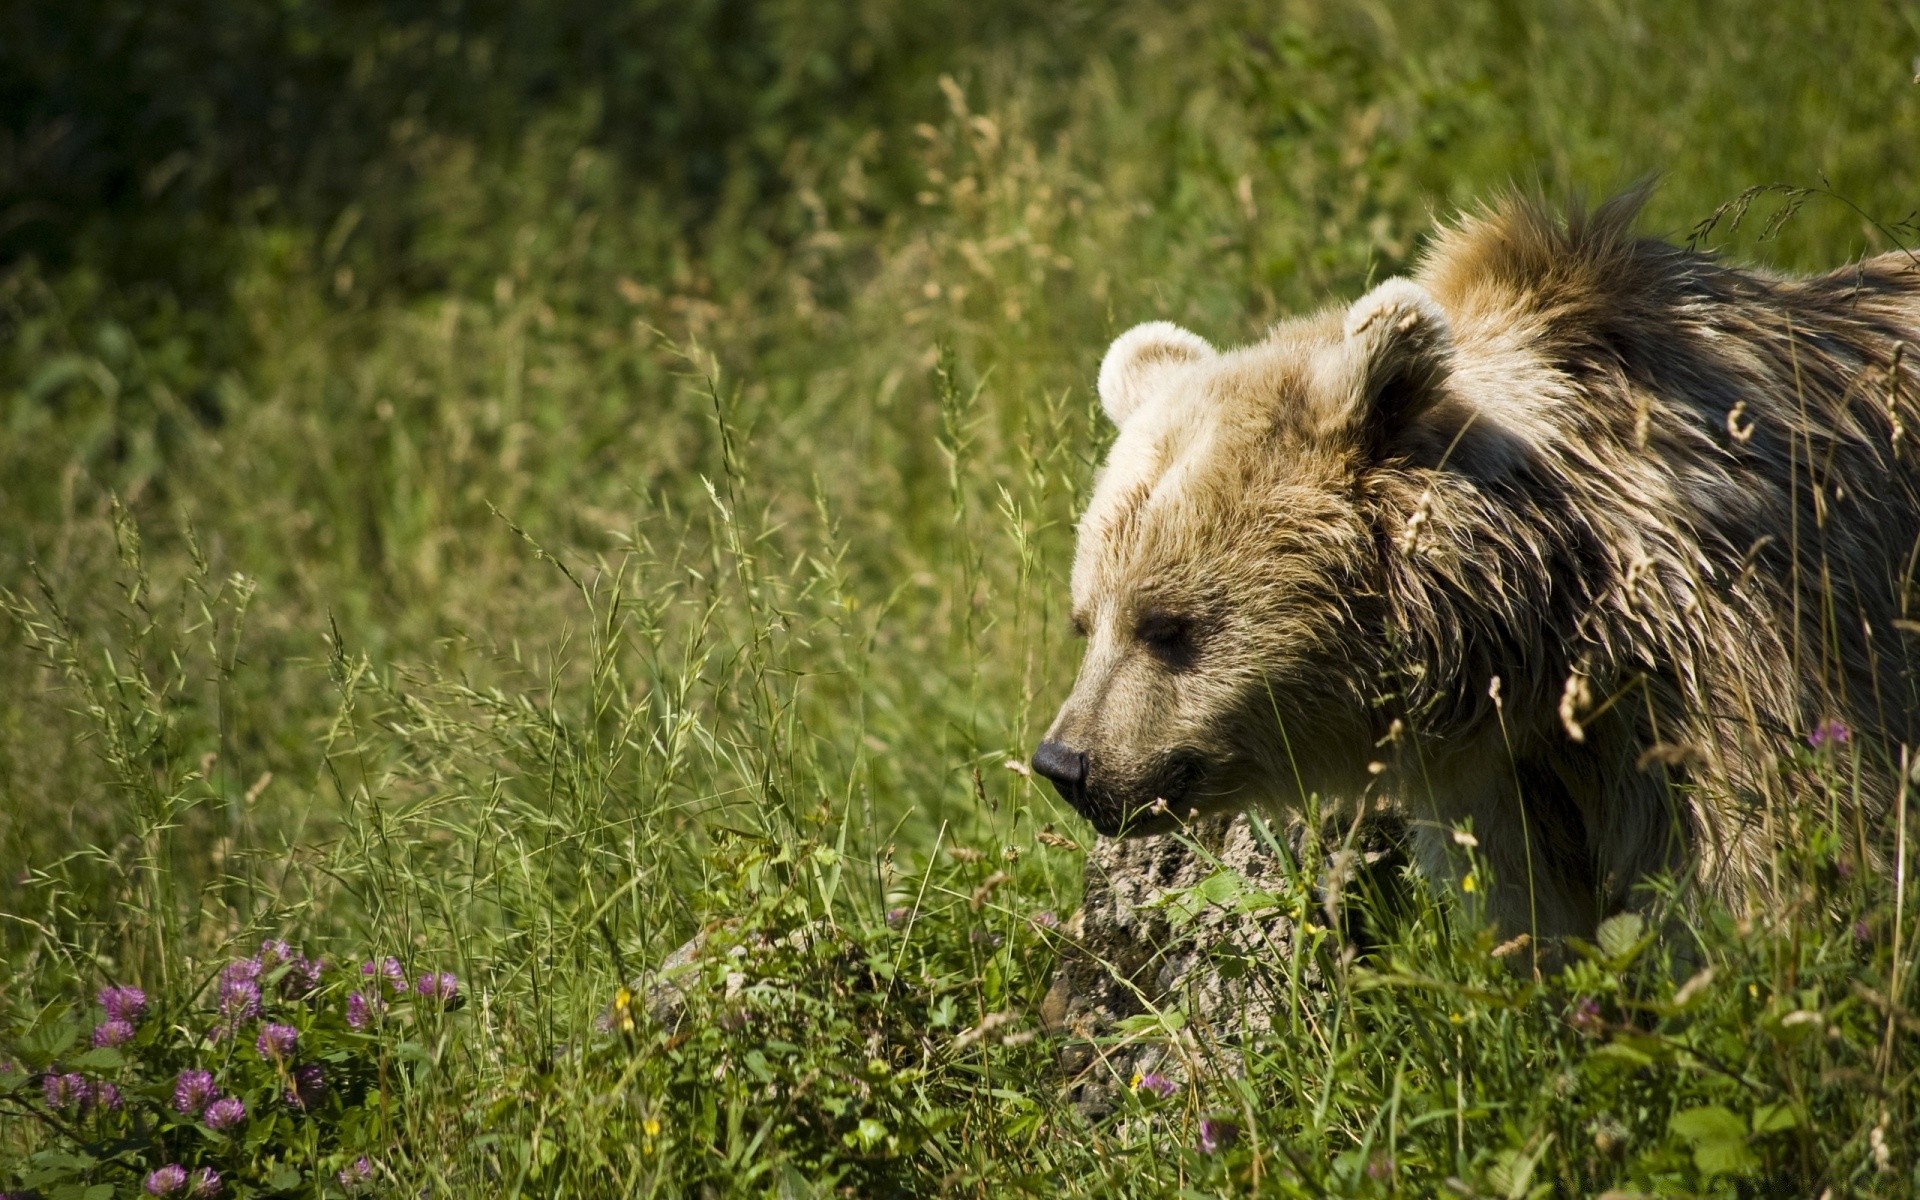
(1032, 190, 1920, 939)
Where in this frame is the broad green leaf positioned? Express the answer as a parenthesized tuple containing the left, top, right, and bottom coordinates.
(1595, 912, 1644, 961)
(1751, 1101, 1799, 1135)
(71, 1047, 124, 1070)
(1669, 1105, 1758, 1178)
(1586, 1041, 1653, 1069)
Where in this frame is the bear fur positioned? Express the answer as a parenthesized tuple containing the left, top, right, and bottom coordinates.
(1034, 191, 1920, 938)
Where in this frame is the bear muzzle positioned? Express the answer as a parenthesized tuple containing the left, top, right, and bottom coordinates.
(1032, 740, 1205, 837)
(1030, 739, 1088, 801)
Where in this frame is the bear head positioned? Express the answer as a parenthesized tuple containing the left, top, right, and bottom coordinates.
(1034, 278, 1484, 836)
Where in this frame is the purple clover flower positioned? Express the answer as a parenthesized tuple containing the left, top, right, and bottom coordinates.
(258, 939, 293, 968)
(1133, 1071, 1178, 1099)
(203, 1095, 246, 1131)
(92, 1018, 135, 1048)
(414, 971, 458, 1004)
(42, 1072, 89, 1110)
(217, 976, 261, 1023)
(94, 1081, 123, 1112)
(346, 990, 385, 1029)
(279, 955, 325, 999)
(885, 907, 910, 927)
(187, 1167, 223, 1198)
(256, 1022, 298, 1060)
(362, 957, 407, 994)
(1809, 719, 1852, 749)
(174, 1069, 217, 1114)
(97, 984, 148, 1022)
(1198, 1117, 1239, 1155)
(288, 1063, 327, 1109)
(1030, 910, 1060, 930)
(1568, 997, 1605, 1035)
(338, 1157, 375, 1191)
(144, 1164, 188, 1195)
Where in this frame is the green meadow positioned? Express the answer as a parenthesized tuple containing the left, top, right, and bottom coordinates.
(4, 1, 1920, 1194)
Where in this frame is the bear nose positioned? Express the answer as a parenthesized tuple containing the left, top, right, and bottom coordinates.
(1031, 740, 1088, 800)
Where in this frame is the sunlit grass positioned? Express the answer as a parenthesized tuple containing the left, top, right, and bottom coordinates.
(5, 0, 1920, 1194)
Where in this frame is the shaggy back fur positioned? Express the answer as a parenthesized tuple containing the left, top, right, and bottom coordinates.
(1037, 191, 1920, 938)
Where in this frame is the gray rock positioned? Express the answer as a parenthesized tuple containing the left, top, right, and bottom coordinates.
(1044, 811, 1402, 1117)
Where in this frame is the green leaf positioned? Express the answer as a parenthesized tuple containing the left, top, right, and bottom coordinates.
(1487, 1135, 1554, 1200)
(267, 1165, 303, 1189)
(1750, 1101, 1799, 1135)
(71, 1047, 125, 1070)
(1586, 1041, 1653, 1070)
(1114, 1009, 1187, 1035)
(1595, 912, 1645, 961)
(1669, 1105, 1758, 1178)
(849, 1117, 888, 1149)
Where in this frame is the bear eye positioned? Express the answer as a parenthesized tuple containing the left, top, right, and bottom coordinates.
(1135, 612, 1197, 665)
(1070, 614, 1090, 639)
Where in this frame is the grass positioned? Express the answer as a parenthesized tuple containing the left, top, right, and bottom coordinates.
(4, 0, 1920, 1194)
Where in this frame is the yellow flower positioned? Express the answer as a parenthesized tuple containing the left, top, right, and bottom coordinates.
(644, 1117, 661, 1139)
(1461, 873, 1478, 894)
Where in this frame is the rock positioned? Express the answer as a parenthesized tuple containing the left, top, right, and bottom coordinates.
(1047, 811, 1402, 1118)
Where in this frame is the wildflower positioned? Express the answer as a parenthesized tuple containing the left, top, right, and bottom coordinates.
(217, 976, 261, 1024)
(42, 1072, 90, 1110)
(1567, 997, 1605, 1035)
(1809, 719, 1852, 749)
(98, 984, 148, 1022)
(144, 1165, 188, 1195)
(338, 1157, 375, 1191)
(279, 955, 325, 999)
(174, 1069, 217, 1114)
(1198, 1117, 1239, 1154)
(94, 1080, 123, 1111)
(220, 958, 262, 987)
(288, 1063, 327, 1109)
(362, 957, 407, 994)
(203, 1096, 247, 1131)
(1132, 1071, 1177, 1099)
(92, 1018, 136, 1048)
(885, 906, 910, 927)
(258, 939, 293, 968)
(1856, 919, 1874, 946)
(187, 1167, 223, 1198)
(346, 990, 385, 1029)
(1030, 910, 1060, 930)
(414, 971, 459, 1004)
(256, 1022, 298, 1060)
(605, 986, 636, 1034)
(1366, 1153, 1395, 1181)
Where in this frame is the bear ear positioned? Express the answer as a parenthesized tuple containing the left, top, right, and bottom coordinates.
(1335, 278, 1457, 457)
(1097, 321, 1215, 427)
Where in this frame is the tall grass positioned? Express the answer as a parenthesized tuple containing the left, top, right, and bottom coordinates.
(5, 0, 1920, 1194)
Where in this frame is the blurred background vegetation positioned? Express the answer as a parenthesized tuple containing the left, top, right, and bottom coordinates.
(4, 1, 1920, 1194)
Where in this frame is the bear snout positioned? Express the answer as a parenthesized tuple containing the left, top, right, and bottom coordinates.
(1031, 739, 1088, 802)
